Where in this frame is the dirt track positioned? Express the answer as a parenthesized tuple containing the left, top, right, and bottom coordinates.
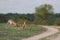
(22, 26, 58, 40)
(50, 34, 60, 40)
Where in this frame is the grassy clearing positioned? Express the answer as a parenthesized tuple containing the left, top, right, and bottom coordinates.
(0, 23, 46, 40)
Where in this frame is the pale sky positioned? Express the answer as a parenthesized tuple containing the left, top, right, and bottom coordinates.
(0, 0, 60, 13)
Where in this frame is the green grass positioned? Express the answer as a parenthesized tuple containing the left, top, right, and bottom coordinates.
(0, 23, 46, 40)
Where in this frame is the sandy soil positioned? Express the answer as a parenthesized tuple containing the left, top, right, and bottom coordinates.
(48, 27, 60, 40)
(50, 34, 60, 40)
(22, 26, 58, 40)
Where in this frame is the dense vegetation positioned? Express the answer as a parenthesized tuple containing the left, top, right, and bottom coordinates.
(0, 13, 60, 25)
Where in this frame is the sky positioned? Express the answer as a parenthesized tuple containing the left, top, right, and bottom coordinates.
(0, 0, 60, 13)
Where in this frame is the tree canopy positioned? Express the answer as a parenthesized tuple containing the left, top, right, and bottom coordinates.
(35, 4, 54, 16)
(34, 4, 54, 24)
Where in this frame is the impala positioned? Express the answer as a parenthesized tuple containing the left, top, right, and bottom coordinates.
(7, 19, 18, 27)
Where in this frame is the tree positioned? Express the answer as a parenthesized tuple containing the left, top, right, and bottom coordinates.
(34, 4, 54, 24)
(0, 14, 6, 23)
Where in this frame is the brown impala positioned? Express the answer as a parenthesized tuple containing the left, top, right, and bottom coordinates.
(21, 20, 26, 29)
(7, 19, 26, 29)
(7, 19, 18, 27)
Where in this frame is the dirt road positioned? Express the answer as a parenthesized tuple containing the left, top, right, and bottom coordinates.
(48, 27, 60, 40)
(50, 34, 60, 40)
(22, 26, 58, 40)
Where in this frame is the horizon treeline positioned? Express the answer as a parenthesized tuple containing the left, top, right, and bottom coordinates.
(0, 13, 60, 25)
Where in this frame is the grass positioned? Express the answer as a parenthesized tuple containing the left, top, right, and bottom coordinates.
(0, 23, 46, 40)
